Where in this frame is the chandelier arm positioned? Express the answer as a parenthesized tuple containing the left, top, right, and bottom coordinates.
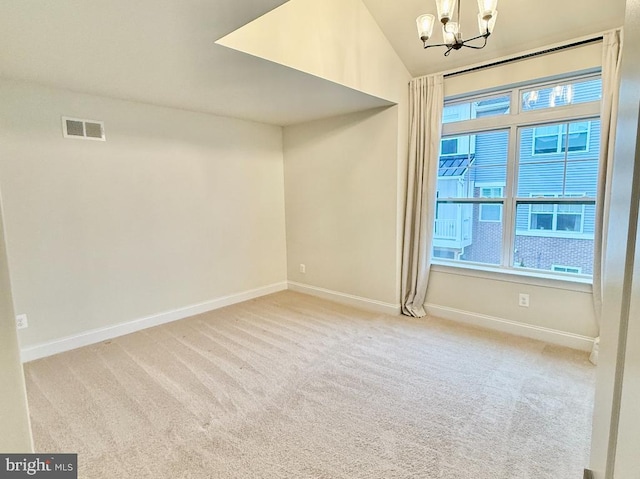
(461, 35, 489, 50)
(423, 42, 455, 50)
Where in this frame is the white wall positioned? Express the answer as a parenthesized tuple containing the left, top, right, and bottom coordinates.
(444, 41, 603, 98)
(426, 269, 597, 349)
(0, 193, 33, 452)
(284, 107, 401, 307)
(0, 80, 287, 351)
(217, 0, 409, 104)
(590, 3, 640, 477)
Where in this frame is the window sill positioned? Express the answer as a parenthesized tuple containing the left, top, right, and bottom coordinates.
(430, 261, 593, 293)
(516, 230, 593, 240)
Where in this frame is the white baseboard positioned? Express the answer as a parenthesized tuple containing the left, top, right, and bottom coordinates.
(287, 281, 401, 315)
(20, 282, 288, 363)
(425, 303, 596, 352)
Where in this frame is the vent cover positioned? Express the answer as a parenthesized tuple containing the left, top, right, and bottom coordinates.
(62, 117, 105, 141)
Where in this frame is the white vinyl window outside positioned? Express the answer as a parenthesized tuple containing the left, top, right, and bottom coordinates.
(532, 122, 590, 155)
(440, 135, 473, 156)
(479, 186, 504, 222)
(552, 265, 582, 274)
(528, 193, 586, 233)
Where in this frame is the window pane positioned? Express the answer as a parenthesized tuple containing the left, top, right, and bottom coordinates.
(518, 162, 566, 196)
(433, 202, 502, 266)
(443, 94, 511, 124)
(557, 213, 582, 231)
(480, 204, 502, 221)
(534, 135, 559, 154)
(530, 213, 553, 230)
(438, 130, 508, 199)
(441, 138, 458, 155)
(521, 78, 602, 112)
(514, 203, 594, 275)
(518, 120, 600, 197)
(565, 159, 599, 197)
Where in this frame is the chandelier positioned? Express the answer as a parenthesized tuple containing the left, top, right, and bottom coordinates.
(416, 0, 498, 56)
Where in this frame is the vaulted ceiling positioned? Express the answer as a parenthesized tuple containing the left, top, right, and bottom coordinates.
(362, 0, 626, 77)
(0, 0, 627, 125)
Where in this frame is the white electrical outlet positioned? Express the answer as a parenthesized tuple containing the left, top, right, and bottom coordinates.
(299, 264, 306, 274)
(16, 314, 28, 329)
(518, 293, 530, 308)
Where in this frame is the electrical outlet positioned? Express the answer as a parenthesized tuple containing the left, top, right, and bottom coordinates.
(16, 314, 28, 329)
(299, 264, 306, 274)
(518, 293, 530, 308)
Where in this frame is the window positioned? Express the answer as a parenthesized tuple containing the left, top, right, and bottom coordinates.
(441, 138, 458, 155)
(521, 77, 602, 111)
(552, 265, 582, 274)
(433, 73, 601, 278)
(440, 135, 473, 156)
(528, 194, 585, 233)
(532, 122, 590, 155)
(442, 93, 511, 124)
(479, 186, 504, 222)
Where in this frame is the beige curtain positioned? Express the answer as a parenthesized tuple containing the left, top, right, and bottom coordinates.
(591, 29, 623, 364)
(401, 75, 444, 317)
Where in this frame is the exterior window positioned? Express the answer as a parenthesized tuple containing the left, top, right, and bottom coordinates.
(533, 122, 590, 155)
(528, 194, 585, 233)
(440, 135, 473, 156)
(552, 265, 582, 274)
(479, 187, 504, 222)
(434, 73, 601, 278)
(441, 138, 458, 155)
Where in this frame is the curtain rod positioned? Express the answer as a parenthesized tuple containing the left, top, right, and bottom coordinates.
(443, 36, 604, 79)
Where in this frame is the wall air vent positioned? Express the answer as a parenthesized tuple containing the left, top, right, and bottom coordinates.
(62, 117, 106, 141)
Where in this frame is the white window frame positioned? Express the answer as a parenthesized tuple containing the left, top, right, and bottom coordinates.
(527, 193, 586, 234)
(440, 137, 460, 156)
(478, 185, 504, 222)
(531, 121, 591, 156)
(434, 72, 601, 280)
(552, 265, 583, 274)
(440, 134, 475, 157)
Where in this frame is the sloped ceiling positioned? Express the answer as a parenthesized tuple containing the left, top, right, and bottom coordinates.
(361, 0, 626, 77)
(0, 0, 627, 125)
(0, 0, 391, 126)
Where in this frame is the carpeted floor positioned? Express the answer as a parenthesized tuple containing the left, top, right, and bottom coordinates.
(24, 291, 596, 478)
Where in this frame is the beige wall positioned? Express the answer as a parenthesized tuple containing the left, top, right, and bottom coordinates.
(0, 80, 287, 349)
(284, 107, 400, 305)
(0, 193, 33, 452)
(217, 0, 409, 104)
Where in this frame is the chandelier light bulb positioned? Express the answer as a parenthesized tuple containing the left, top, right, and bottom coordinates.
(443, 22, 460, 45)
(436, 0, 456, 23)
(477, 10, 498, 35)
(419, 0, 498, 55)
(416, 14, 436, 41)
(477, 0, 498, 19)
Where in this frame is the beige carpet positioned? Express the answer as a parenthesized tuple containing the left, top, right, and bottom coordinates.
(25, 291, 595, 478)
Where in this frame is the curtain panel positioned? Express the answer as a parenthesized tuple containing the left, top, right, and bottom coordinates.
(401, 75, 444, 317)
(591, 29, 623, 364)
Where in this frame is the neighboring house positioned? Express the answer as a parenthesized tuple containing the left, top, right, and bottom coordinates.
(434, 78, 602, 275)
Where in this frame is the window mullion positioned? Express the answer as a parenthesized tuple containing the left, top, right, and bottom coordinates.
(502, 124, 519, 269)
